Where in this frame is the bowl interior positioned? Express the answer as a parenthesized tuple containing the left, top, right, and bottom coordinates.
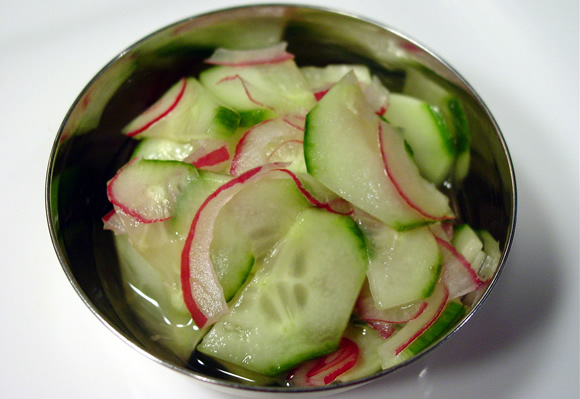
(46, 5, 516, 394)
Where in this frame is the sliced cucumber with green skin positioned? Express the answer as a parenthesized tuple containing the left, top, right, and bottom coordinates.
(384, 93, 455, 185)
(358, 213, 442, 309)
(123, 77, 240, 142)
(402, 299, 465, 356)
(377, 282, 449, 369)
(199, 60, 316, 127)
(114, 234, 207, 362)
(209, 176, 311, 301)
(403, 68, 471, 182)
(305, 71, 438, 230)
(197, 208, 368, 376)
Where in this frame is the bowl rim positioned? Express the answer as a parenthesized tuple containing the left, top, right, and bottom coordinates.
(45, 3, 517, 395)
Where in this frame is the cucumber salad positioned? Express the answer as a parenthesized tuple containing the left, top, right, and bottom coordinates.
(103, 42, 501, 386)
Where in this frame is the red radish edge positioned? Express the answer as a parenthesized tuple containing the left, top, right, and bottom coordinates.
(314, 89, 330, 101)
(366, 320, 396, 339)
(287, 338, 359, 386)
(217, 75, 275, 110)
(394, 285, 449, 355)
(102, 209, 115, 223)
(229, 119, 273, 175)
(435, 236, 485, 287)
(126, 78, 187, 137)
(278, 169, 353, 215)
(180, 164, 284, 328)
(378, 122, 452, 222)
(306, 338, 359, 385)
(192, 145, 230, 169)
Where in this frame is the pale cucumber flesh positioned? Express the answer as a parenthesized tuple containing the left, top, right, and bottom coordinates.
(197, 208, 368, 376)
(304, 72, 428, 230)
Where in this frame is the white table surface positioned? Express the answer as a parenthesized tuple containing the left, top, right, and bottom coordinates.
(1, 1, 578, 398)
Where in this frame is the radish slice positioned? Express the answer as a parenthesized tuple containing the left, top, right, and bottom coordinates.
(377, 283, 449, 369)
(230, 118, 304, 176)
(287, 338, 359, 387)
(378, 120, 454, 221)
(356, 282, 427, 324)
(184, 139, 230, 171)
(102, 209, 126, 235)
(365, 321, 396, 340)
(436, 236, 484, 299)
(125, 78, 187, 137)
(217, 74, 275, 110)
(106, 158, 198, 223)
(181, 163, 284, 328)
(206, 42, 294, 66)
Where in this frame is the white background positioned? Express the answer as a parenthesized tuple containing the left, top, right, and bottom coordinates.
(0, 0, 578, 398)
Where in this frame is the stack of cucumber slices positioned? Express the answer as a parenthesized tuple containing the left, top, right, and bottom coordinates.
(103, 42, 501, 386)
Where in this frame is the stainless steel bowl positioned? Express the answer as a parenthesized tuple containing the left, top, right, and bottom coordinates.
(45, 4, 516, 396)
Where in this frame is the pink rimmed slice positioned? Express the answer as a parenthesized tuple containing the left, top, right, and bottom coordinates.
(378, 120, 454, 221)
(287, 338, 359, 387)
(377, 282, 449, 369)
(436, 236, 484, 299)
(180, 163, 285, 328)
(229, 118, 304, 176)
(205, 42, 294, 66)
(124, 78, 186, 137)
(106, 158, 199, 223)
(183, 139, 230, 171)
(217, 74, 275, 111)
(102, 209, 126, 235)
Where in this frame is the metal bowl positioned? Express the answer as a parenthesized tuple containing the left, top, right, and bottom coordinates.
(45, 4, 516, 397)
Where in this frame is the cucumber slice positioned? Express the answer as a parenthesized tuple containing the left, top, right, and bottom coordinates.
(132, 137, 195, 161)
(300, 64, 372, 91)
(213, 175, 312, 261)
(197, 208, 368, 376)
(123, 77, 240, 142)
(451, 224, 486, 269)
(403, 69, 471, 182)
(389, 299, 466, 368)
(114, 234, 206, 361)
(478, 230, 501, 281)
(358, 214, 442, 309)
(377, 282, 449, 369)
(304, 71, 430, 230)
(384, 93, 455, 185)
(199, 60, 316, 127)
(452, 225, 501, 282)
(300, 65, 389, 115)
